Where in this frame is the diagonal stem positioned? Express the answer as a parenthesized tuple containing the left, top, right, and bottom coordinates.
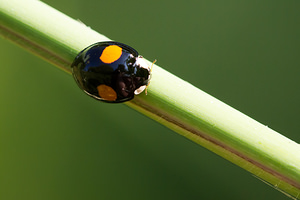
(0, 0, 299, 198)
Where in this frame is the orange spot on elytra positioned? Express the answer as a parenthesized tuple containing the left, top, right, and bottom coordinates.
(97, 84, 117, 101)
(100, 45, 122, 64)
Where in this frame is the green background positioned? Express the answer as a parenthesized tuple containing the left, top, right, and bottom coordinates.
(0, 0, 299, 199)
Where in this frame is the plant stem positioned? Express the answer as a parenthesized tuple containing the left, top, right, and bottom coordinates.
(0, 0, 299, 198)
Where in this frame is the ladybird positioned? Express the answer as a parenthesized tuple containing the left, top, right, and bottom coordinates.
(71, 41, 152, 103)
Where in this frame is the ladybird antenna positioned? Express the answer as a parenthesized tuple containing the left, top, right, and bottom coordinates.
(150, 59, 157, 73)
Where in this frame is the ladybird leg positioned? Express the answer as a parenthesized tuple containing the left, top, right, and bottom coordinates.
(145, 59, 157, 95)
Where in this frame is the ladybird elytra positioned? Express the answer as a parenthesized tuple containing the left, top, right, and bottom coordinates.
(71, 41, 153, 103)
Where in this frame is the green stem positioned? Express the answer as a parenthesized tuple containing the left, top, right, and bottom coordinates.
(0, 0, 299, 198)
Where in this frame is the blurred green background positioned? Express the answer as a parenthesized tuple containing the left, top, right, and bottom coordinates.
(0, 0, 299, 199)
